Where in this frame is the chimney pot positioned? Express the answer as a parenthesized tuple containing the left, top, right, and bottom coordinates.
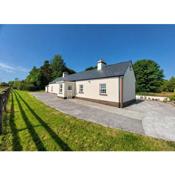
(97, 59, 106, 70)
(62, 72, 68, 77)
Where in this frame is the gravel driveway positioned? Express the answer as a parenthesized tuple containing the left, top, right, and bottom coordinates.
(31, 92, 175, 141)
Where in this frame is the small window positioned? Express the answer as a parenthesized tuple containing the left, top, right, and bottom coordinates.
(68, 85, 72, 90)
(79, 84, 84, 93)
(99, 83, 106, 94)
(51, 86, 53, 92)
(59, 84, 63, 94)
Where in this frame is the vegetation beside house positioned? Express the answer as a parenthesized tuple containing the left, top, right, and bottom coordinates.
(133, 59, 164, 93)
(133, 59, 175, 100)
(8, 54, 75, 91)
(0, 90, 175, 151)
(136, 92, 175, 98)
(7, 56, 175, 96)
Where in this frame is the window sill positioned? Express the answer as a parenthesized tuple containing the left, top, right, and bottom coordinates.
(99, 93, 107, 96)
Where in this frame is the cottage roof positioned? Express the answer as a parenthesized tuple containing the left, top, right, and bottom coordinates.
(50, 60, 132, 83)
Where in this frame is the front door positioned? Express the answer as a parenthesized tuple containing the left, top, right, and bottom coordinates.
(67, 85, 73, 98)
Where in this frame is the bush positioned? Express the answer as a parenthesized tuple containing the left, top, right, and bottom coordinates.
(170, 94, 175, 101)
(23, 83, 39, 91)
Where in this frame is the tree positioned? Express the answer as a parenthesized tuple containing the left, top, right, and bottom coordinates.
(26, 66, 40, 83)
(39, 60, 53, 89)
(85, 66, 97, 71)
(167, 76, 175, 92)
(8, 81, 14, 87)
(50, 55, 65, 79)
(0, 82, 9, 87)
(9, 54, 76, 91)
(133, 59, 164, 92)
(50, 54, 76, 79)
(162, 76, 175, 92)
(161, 79, 169, 92)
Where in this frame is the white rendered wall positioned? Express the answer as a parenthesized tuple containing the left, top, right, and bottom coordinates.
(47, 83, 59, 94)
(75, 77, 119, 102)
(123, 65, 136, 102)
(47, 83, 65, 98)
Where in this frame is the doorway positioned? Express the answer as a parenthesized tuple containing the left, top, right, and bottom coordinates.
(67, 85, 73, 98)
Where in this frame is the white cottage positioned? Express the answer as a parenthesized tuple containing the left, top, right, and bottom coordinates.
(45, 60, 136, 108)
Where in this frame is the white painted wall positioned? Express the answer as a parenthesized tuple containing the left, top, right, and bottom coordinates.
(76, 77, 120, 102)
(46, 65, 136, 104)
(47, 83, 59, 94)
(123, 65, 136, 102)
(47, 83, 65, 98)
(45, 86, 48, 92)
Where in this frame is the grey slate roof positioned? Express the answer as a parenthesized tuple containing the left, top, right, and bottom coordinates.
(50, 61, 131, 84)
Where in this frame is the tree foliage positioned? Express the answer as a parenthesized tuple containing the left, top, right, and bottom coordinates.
(10, 54, 76, 91)
(85, 66, 97, 71)
(133, 59, 164, 92)
(161, 76, 175, 92)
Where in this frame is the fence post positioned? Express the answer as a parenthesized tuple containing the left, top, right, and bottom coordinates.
(0, 88, 10, 134)
(0, 95, 3, 134)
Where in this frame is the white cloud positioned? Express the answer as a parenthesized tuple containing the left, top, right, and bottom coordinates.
(0, 62, 29, 73)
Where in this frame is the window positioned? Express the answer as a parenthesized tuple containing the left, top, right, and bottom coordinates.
(99, 83, 106, 94)
(79, 84, 84, 93)
(59, 84, 63, 94)
(68, 85, 72, 90)
(51, 86, 53, 92)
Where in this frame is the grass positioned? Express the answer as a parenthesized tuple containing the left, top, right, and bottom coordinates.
(137, 92, 175, 97)
(0, 90, 175, 151)
(0, 86, 7, 92)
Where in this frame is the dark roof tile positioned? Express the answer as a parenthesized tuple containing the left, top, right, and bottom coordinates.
(50, 61, 131, 83)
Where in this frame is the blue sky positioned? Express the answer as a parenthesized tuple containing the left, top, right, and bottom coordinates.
(0, 24, 175, 82)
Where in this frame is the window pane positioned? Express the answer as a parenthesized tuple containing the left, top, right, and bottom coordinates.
(68, 85, 72, 90)
(99, 84, 106, 94)
(59, 84, 62, 93)
(79, 84, 83, 93)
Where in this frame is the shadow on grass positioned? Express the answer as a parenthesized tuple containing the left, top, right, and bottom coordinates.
(16, 91, 72, 151)
(14, 92, 46, 151)
(9, 92, 23, 151)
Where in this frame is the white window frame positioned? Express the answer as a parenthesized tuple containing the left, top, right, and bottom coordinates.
(99, 83, 107, 95)
(79, 84, 84, 93)
(59, 84, 63, 94)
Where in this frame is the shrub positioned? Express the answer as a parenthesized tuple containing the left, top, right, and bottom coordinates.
(170, 94, 175, 101)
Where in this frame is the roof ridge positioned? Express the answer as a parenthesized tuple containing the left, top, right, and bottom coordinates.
(49, 60, 132, 84)
(105, 60, 131, 68)
(66, 60, 131, 76)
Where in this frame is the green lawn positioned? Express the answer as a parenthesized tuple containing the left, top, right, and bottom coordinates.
(0, 90, 175, 151)
(0, 86, 7, 92)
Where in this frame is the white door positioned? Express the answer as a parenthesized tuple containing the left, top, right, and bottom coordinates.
(67, 85, 73, 98)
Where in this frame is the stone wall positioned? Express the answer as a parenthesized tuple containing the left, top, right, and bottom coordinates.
(136, 95, 170, 102)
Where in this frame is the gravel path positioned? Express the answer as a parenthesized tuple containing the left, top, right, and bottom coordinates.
(31, 92, 175, 141)
(31, 92, 144, 135)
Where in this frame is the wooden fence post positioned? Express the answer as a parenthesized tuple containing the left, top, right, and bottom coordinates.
(0, 88, 10, 134)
